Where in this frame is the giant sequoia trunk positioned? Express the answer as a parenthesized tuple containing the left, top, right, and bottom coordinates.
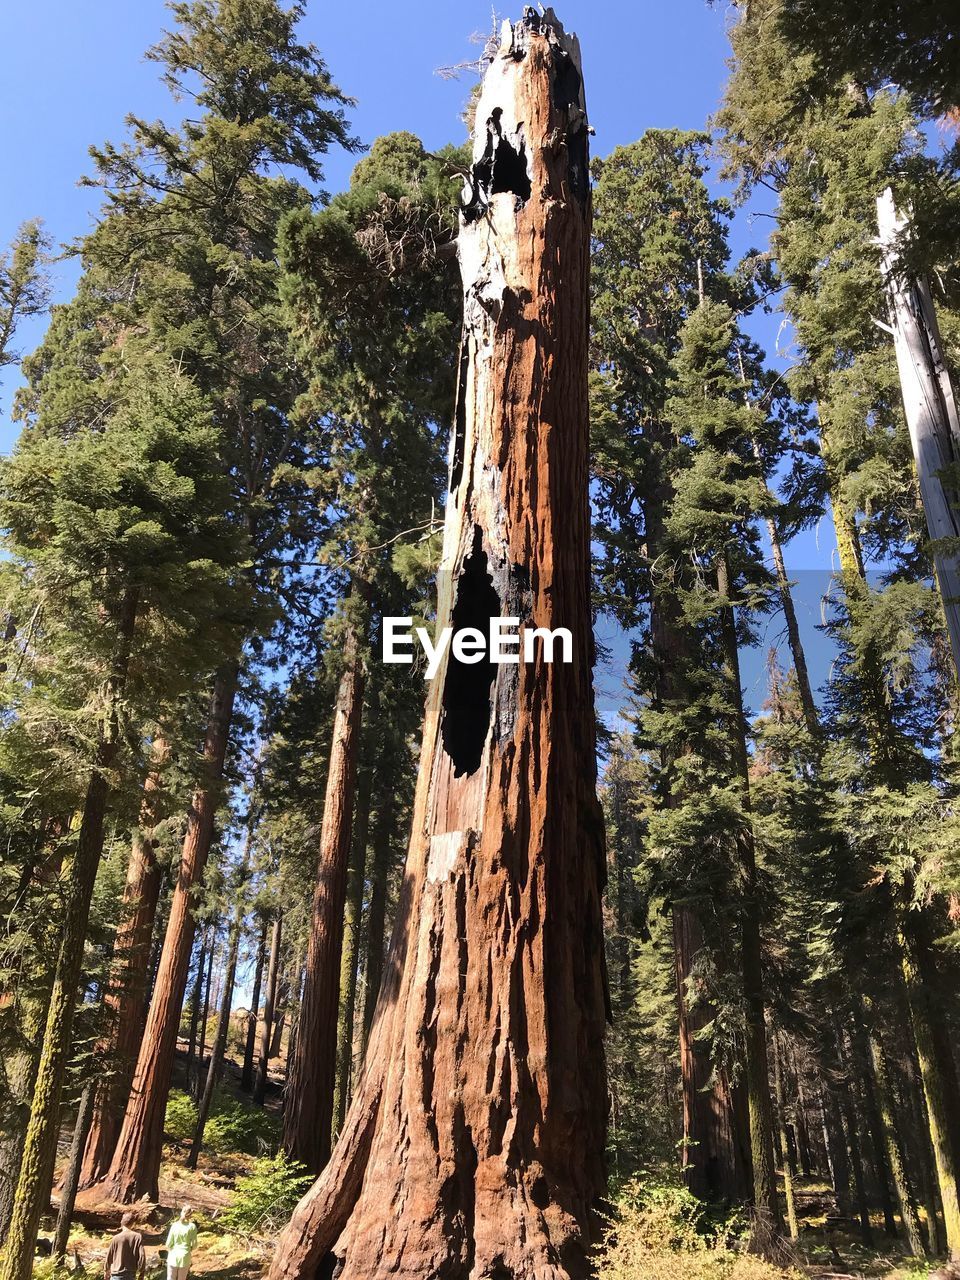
(270, 13, 607, 1278)
(99, 661, 239, 1203)
(79, 739, 168, 1188)
(283, 611, 367, 1173)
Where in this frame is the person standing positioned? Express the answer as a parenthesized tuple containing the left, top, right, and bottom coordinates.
(164, 1205, 198, 1280)
(104, 1212, 146, 1280)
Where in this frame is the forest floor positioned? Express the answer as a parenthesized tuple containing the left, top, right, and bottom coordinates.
(34, 1063, 952, 1279)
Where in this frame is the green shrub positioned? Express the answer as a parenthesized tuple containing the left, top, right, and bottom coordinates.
(597, 1177, 800, 1280)
(221, 1153, 312, 1236)
(164, 1089, 198, 1142)
(205, 1087, 280, 1155)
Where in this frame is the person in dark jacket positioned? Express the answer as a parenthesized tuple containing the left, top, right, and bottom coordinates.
(104, 1212, 146, 1280)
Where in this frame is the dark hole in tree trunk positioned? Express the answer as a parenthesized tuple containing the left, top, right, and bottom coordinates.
(441, 528, 500, 777)
(462, 109, 531, 222)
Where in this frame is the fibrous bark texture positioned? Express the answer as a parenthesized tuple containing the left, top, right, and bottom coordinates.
(270, 11, 606, 1278)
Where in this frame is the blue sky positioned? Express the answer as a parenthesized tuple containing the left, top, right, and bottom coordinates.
(0, 0, 840, 722)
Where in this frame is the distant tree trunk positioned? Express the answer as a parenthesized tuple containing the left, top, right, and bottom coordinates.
(283, 600, 367, 1174)
(358, 791, 394, 1059)
(100, 661, 239, 1204)
(831, 1016, 874, 1245)
(0, 588, 138, 1280)
(773, 1039, 799, 1240)
(877, 187, 960, 682)
(186, 931, 208, 1074)
(242, 918, 268, 1093)
(269, 16, 607, 1277)
(188, 904, 244, 1166)
(823, 1078, 853, 1215)
(194, 926, 217, 1100)
(863, 999, 925, 1257)
(254, 912, 283, 1106)
(333, 758, 372, 1135)
(899, 913, 960, 1259)
(902, 1040, 946, 1256)
(673, 906, 752, 1202)
(53, 1082, 95, 1261)
(717, 554, 783, 1241)
(649, 461, 752, 1204)
(79, 738, 168, 1188)
(847, 1011, 899, 1236)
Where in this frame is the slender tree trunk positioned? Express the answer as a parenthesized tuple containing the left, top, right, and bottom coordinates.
(821, 1077, 852, 1216)
(188, 903, 244, 1167)
(863, 999, 926, 1257)
(270, 17, 606, 1276)
(877, 187, 960, 682)
(242, 918, 267, 1093)
(847, 1012, 899, 1236)
(649, 457, 752, 1205)
(358, 792, 394, 1059)
(832, 1016, 874, 1245)
(99, 660, 239, 1204)
(717, 555, 783, 1241)
(0, 588, 138, 1280)
(186, 931, 208, 1075)
(194, 926, 217, 1100)
(904, 1041, 946, 1255)
(333, 758, 372, 1136)
(254, 912, 283, 1106)
(79, 739, 168, 1188)
(899, 913, 960, 1259)
(283, 604, 367, 1174)
(53, 1083, 95, 1261)
(773, 1039, 799, 1240)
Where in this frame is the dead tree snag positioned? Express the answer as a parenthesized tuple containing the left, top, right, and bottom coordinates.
(269, 10, 607, 1279)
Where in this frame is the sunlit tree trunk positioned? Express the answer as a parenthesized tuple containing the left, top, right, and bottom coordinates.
(99, 661, 239, 1203)
(283, 604, 367, 1174)
(877, 186, 960, 683)
(270, 15, 606, 1277)
(79, 738, 168, 1188)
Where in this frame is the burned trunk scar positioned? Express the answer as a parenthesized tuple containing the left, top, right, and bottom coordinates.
(441, 527, 501, 777)
(462, 108, 532, 224)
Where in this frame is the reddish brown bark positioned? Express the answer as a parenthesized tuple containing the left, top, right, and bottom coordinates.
(270, 14, 606, 1278)
(283, 615, 366, 1173)
(98, 661, 239, 1203)
(79, 738, 168, 1188)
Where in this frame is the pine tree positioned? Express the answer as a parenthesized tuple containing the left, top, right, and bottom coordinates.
(0, 348, 240, 1277)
